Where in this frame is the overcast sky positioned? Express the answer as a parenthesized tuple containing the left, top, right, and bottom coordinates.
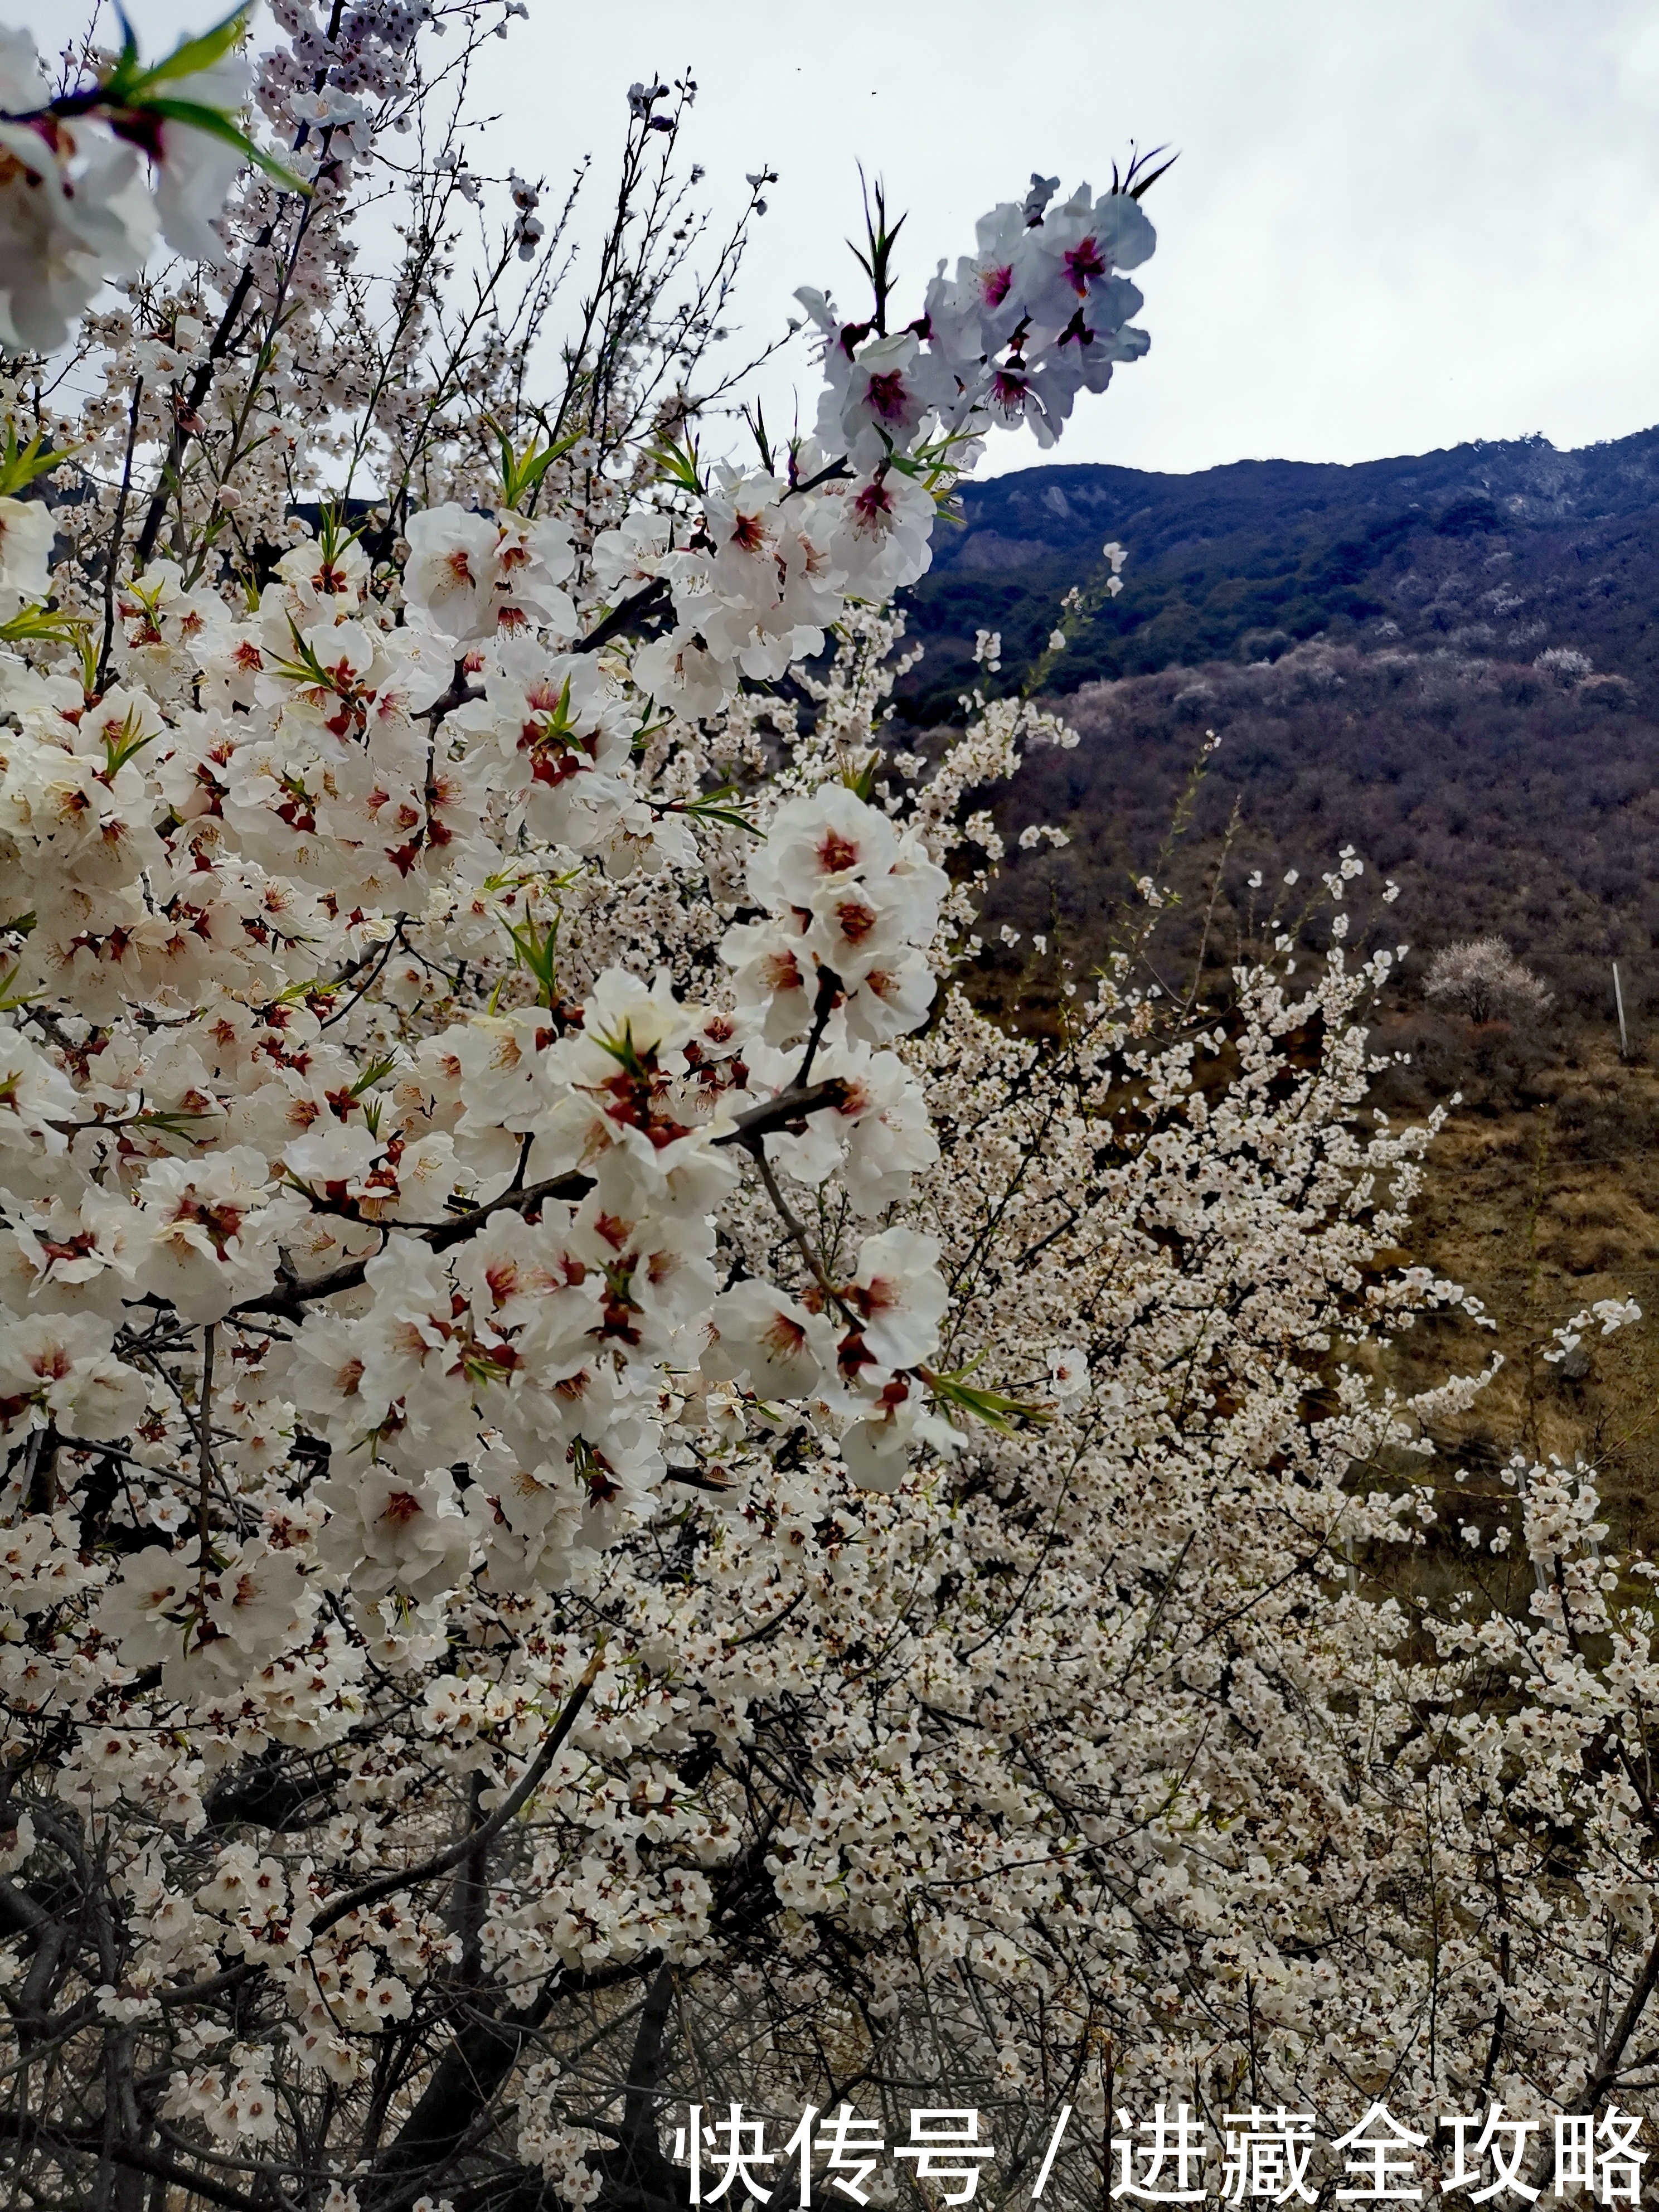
(20, 0, 1659, 478)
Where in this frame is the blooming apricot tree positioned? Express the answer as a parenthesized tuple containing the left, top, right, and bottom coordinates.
(1424, 934, 1554, 1027)
(3, 7, 1659, 2212)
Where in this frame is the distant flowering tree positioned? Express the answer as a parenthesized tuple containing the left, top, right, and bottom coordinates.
(1424, 933, 1554, 1026)
(1, 10, 1657, 2212)
(1534, 644, 1595, 688)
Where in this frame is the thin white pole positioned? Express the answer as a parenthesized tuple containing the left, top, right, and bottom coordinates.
(1614, 961, 1631, 1060)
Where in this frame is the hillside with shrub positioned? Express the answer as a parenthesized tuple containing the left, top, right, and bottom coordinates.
(974, 638, 1656, 1045)
(957, 622, 1659, 1558)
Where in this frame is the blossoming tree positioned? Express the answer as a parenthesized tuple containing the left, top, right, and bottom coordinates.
(3, 7, 1659, 2210)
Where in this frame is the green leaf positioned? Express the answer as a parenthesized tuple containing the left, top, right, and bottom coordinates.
(272, 976, 324, 1006)
(0, 420, 80, 499)
(0, 605, 84, 650)
(100, 709, 161, 782)
(672, 801, 761, 838)
(630, 711, 674, 758)
(842, 752, 880, 802)
(588, 1018, 651, 1082)
(0, 962, 45, 1013)
(647, 433, 702, 497)
(1128, 152, 1179, 201)
(501, 912, 561, 1007)
(270, 614, 334, 689)
(349, 1054, 401, 1098)
(131, 1107, 217, 1140)
(921, 1359, 1055, 1434)
(126, 5, 249, 91)
(137, 98, 311, 197)
(104, 6, 141, 97)
(481, 415, 584, 511)
(666, 783, 763, 837)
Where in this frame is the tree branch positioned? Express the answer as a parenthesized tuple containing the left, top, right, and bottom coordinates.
(309, 1648, 602, 1939)
(572, 574, 671, 656)
(225, 1168, 596, 1324)
(603, 1961, 679, 2206)
(792, 967, 842, 1090)
(226, 1084, 847, 1325)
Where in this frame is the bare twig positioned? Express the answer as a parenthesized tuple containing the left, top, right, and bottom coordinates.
(95, 377, 143, 690)
(308, 1648, 603, 1937)
(195, 1323, 216, 1607)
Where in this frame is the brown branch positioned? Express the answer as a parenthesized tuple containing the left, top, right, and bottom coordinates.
(1530, 1925, 1659, 2191)
(31, 2128, 259, 2212)
(195, 1322, 215, 1607)
(131, 263, 264, 574)
(0, 1874, 48, 1939)
(95, 376, 143, 690)
(722, 1586, 806, 1652)
(782, 454, 851, 501)
(792, 967, 842, 1090)
(226, 1082, 847, 1325)
(154, 1655, 602, 2029)
(308, 1648, 603, 1939)
(225, 1167, 595, 1323)
(716, 1078, 848, 1143)
(572, 573, 671, 656)
(745, 1139, 850, 1320)
(605, 1961, 678, 2206)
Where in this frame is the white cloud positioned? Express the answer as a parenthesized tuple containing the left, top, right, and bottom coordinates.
(21, 0, 1659, 475)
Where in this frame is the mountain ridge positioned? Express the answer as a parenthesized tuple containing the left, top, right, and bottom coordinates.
(899, 423, 1659, 717)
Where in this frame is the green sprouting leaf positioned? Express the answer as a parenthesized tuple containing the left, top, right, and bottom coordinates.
(647, 434, 703, 497)
(124, 4, 249, 92)
(1126, 150, 1178, 201)
(841, 752, 880, 802)
(666, 785, 763, 837)
(0, 604, 85, 651)
(743, 400, 775, 476)
(108, 5, 141, 89)
(270, 615, 335, 690)
(349, 1054, 401, 1098)
(131, 1107, 218, 1141)
(501, 913, 561, 1007)
(135, 98, 311, 197)
(100, 709, 161, 782)
(677, 802, 762, 838)
(315, 500, 368, 567)
(922, 1359, 1054, 1434)
(632, 721, 674, 758)
(483, 415, 583, 511)
(0, 420, 80, 499)
(0, 962, 45, 1012)
(588, 1018, 651, 1083)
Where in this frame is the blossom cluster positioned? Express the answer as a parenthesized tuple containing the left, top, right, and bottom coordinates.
(7, 8, 1657, 2212)
(634, 173, 1154, 719)
(0, 10, 1156, 2176)
(0, 12, 293, 351)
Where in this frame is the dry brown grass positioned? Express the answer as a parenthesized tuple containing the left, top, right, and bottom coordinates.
(1382, 1039, 1659, 1565)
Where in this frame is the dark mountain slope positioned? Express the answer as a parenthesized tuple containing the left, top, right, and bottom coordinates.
(900, 426, 1659, 718)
